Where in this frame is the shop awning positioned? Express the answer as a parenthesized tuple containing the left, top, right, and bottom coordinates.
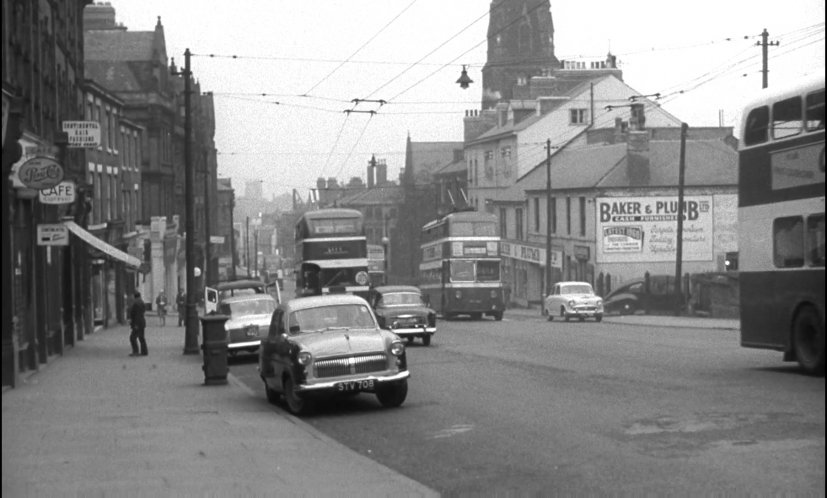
(64, 221, 142, 270)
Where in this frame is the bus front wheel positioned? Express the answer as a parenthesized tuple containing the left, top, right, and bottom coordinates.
(792, 306, 825, 376)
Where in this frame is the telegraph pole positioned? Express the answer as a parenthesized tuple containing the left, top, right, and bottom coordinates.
(544, 139, 553, 305)
(674, 123, 688, 316)
(757, 28, 779, 89)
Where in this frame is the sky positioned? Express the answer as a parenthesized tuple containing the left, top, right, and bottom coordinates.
(106, 0, 825, 200)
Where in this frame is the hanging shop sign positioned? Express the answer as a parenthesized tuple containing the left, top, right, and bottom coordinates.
(37, 224, 69, 246)
(39, 179, 76, 204)
(17, 156, 64, 189)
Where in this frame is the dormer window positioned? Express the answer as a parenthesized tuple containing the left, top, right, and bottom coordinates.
(570, 108, 588, 125)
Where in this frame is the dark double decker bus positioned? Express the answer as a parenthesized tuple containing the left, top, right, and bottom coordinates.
(294, 208, 370, 299)
(419, 210, 505, 320)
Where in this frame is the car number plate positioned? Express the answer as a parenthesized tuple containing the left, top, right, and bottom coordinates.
(245, 325, 259, 337)
(335, 379, 374, 392)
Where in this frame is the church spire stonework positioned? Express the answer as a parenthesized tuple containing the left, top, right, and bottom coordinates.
(481, 0, 559, 109)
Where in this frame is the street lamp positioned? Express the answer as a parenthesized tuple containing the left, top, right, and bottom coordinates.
(171, 49, 199, 354)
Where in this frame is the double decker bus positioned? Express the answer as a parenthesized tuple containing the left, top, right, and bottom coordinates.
(738, 74, 825, 375)
(419, 210, 505, 320)
(294, 208, 370, 298)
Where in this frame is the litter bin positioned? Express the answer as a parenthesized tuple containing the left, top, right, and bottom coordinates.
(199, 314, 229, 385)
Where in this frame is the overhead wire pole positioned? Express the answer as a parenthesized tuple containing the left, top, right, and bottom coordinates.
(181, 49, 199, 354)
(674, 122, 688, 317)
(757, 28, 779, 89)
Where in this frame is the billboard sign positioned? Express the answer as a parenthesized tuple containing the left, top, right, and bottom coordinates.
(596, 196, 713, 263)
(62, 121, 101, 148)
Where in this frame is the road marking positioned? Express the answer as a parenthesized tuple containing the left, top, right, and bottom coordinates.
(429, 424, 474, 439)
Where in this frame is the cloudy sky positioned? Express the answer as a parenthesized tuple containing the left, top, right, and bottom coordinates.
(106, 0, 825, 199)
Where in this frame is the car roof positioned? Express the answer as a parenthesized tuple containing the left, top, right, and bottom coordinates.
(281, 293, 370, 312)
(372, 285, 421, 294)
(214, 279, 268, 291)
(220, 294, 276, 304)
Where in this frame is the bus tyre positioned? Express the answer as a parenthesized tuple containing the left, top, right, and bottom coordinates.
(792, 306, 825, 376)
(377, 380, 408, 408)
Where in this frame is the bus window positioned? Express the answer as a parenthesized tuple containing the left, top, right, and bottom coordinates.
(477, 261, 500, 281)
(773, 216, 805, 268)
(805, 89, 825, 131)
(807, 214, 825, 267)
(450, 260, 474, 282)
(744, 106, 769, 146)
(772, 96, 803, 140)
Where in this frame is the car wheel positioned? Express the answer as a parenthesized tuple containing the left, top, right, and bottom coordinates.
(792, 306, 825, 376)
(263, 377, 279, 405)
(471, 313, 482, 320)
(493, 311, 503, 321)
(547, 314, 554, 321)
(595, 314, 603, 323)
(283, 375, 312, 415)
(620, 302, 636, 315)
(561, 308, 570, 322)
(376, 379, 408, 408)
(406, 336, 415, 345)
(422, 334, 431, 346)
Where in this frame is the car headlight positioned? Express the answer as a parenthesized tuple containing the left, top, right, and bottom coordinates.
(455, 290, 462, 300)
(390, 341, 405, 357)
(297, 351, 312, 365)
(355, 271, 369, 285)
(568, 299, 576, 307)
(391, 320, 399, 329)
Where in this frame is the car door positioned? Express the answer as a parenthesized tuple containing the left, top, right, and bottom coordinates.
(260, 309, 284, 384)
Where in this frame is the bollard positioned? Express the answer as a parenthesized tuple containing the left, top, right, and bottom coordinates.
(199, 314, 230, 385)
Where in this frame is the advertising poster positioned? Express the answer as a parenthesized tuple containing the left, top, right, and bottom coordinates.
(596, 196, 713, 263)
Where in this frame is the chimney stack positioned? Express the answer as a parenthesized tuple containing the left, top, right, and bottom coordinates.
(367, 155, 376, 189)
(626, 105, 650, 185)
(376, 159, 387, 185)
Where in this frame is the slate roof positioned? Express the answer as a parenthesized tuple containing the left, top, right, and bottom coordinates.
(501, 138, 736, 200)
(85, 30, 157, 61)
(337, 185, 403, 206)
(408, 141, 462, 182)
(434, 158, 466, 177)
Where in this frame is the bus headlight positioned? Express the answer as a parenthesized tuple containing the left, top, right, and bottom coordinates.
(355, 271, 369, 286)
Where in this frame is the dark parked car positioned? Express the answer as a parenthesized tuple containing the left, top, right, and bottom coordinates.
(603, 275, 676, 315)
(258, 293, 409, 415)
(368, 285, 437, 346)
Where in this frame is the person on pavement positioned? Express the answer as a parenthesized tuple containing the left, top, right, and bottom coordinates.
(156, 290, 168, 326)
(176, 289, 186, 327)
(128, 292, 148, 356)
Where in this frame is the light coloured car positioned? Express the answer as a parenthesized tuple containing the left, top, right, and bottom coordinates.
(544, 281, 603, 322)
(258, 293, 409, 415)
(218, 294, 278, 356)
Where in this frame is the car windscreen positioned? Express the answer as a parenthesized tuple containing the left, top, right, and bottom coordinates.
(561, 284, 594, 295)
(379, 292, 425, 307)
(290, 304, 376, 332)
(229, 298, 276, 316)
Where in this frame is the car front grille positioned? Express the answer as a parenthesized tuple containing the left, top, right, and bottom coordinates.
(314, 353, 388, 378)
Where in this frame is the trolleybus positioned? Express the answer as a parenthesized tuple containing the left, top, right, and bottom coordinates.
(294, 208, 371, 298)
(419, 210, 505, 320)
(737, 74, 825, 375)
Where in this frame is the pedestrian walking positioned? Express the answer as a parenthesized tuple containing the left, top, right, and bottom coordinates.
(156, 290, 168, 326)
(176, 289, 186, 327)
(128, 292, 148, 356)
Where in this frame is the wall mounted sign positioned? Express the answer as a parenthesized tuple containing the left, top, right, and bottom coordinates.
(39, 180, 76, 204)
(17, 156, 64, 189)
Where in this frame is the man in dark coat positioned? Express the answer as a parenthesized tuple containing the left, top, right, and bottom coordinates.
(128, 292, 148, 356)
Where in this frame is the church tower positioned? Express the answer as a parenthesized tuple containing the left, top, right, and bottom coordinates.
(481, 0, 559, 109)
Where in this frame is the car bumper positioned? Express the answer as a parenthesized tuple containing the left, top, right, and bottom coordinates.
(389, 326, 436, 337)
(227, 339, 261, 350)
(297, 370, 410, 392)
(566, 307, 602, 317)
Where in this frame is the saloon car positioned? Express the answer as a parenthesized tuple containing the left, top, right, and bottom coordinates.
(258, 293, 409, 415)
(218, 294, 278, 356)
(544, 281, 604, 322)
(369, 285, 436, 346)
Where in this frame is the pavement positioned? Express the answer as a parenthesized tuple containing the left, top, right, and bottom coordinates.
(2, 309, 738, 497)
(1, 316, 438, 497)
